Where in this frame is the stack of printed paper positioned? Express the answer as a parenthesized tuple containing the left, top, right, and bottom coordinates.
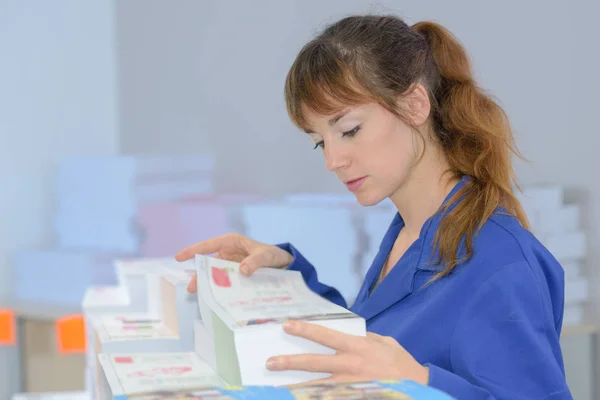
(98, 352, 226, 400)
(194, 255, 367, 386)
(95, 380, 455, 399)
(84, 257, 198, 399)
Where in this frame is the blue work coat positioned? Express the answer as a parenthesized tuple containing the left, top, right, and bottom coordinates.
(278, 176, 572, 399)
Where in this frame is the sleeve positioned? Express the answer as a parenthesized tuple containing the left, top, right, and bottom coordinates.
(425, 261, 572, 400)
(275, 243, 347, 308)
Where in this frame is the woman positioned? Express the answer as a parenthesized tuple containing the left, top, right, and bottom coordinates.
(178, 14, 572, 399)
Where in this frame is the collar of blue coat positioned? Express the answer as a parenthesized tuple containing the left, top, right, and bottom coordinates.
(352, 175, 471, 321)
(378, 174, 470, 272)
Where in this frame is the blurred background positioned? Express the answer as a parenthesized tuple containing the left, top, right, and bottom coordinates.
(0, 0, 598, 399)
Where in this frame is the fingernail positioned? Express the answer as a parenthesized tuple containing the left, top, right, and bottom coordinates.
(240, 265, 248, 275)
(266, 358, 280, 370)
(283, 320, 295, 332)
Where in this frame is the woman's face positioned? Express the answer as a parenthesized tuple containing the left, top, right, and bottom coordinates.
(302, 95, 429, 207)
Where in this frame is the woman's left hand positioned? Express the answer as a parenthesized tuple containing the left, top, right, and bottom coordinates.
(266, 320, 429, 385)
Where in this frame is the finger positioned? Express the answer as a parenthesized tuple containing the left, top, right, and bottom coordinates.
(285, 374, 371, 389)
(174, 236, 227, 261)
(239, 251, 278, 276)
(366, 332, 387, 342)
(266, 353, 348, 374)
(367, 332, 399, 346)
(284, 376, 337, 388)
(282, 320, 361, 352)
(186, 272, 197, 293)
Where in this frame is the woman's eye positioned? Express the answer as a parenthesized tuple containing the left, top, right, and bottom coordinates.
(342, 125, 361, 137)
(313, 140, 324, 150)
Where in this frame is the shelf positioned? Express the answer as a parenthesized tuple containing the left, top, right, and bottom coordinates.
(0, 297, 81, 321)
(562, 324, 599, 337)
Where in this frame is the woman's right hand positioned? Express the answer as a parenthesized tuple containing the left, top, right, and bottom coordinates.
(174, 233, 294, 293)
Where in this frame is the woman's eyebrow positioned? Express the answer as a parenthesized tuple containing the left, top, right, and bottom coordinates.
(304, 108, 352, 134)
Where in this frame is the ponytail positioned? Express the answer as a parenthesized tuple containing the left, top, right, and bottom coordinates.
(413, 21, 529, 277)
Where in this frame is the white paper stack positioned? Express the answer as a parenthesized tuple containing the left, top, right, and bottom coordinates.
(53, 154, 215, 253)
(194, 319, 216, 372)
(516, 185, 588, 326)
(97, 352, 225, 400)
(194, 255, 367, 386)
(89, 313, 181, 399)
(242, 196, 361, 304)
(83, 257, 197, 399)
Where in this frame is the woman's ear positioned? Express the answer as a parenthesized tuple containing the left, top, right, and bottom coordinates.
(399, 83, 431, 127)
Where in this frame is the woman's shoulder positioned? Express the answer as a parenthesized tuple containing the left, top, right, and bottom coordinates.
(463, 211, 565, 304)
(477, 210, 559, 268)
(450, 211, 566, 330)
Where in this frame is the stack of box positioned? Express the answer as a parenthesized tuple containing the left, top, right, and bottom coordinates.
(12, 251, 126, 307)
(11, 154, 215, 310)
(136, 194, 263, 258)
(516, 185, 588, 326)
(53, 154, 215, 253)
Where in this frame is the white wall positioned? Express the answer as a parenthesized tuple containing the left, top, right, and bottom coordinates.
(116, 0, 600, 259)
(0, 0, 120, 298)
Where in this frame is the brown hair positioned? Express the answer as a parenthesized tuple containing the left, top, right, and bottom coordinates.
(284, 15, 529, 278)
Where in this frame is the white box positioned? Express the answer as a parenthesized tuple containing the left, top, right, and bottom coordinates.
(54, 214, 138, 253)
(12, 251, 121, 307)
(241, 203, 361, 302)
(559, 204, 581, 233)
(561, 261, 581, 280)
(540, 232, 586, 262)
(565, 277, 589, 305)
(535, 204, 581, 236)
(563, 304, 584, 327)
(516, 185, 563, 234)
(55, 154, 216, 219)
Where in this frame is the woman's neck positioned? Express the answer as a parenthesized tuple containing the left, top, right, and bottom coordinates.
(389, 153, 459, 239)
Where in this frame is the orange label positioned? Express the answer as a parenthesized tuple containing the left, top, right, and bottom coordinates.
(55, 314, 86, 354)
(0, 309, 16, 346)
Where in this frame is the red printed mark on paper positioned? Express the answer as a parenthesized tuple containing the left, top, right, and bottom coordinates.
(211, 266, 232, 287)
(127, 366, 193, 378)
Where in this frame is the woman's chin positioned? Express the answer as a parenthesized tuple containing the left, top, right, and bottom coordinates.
(354, 191, 386, 207)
